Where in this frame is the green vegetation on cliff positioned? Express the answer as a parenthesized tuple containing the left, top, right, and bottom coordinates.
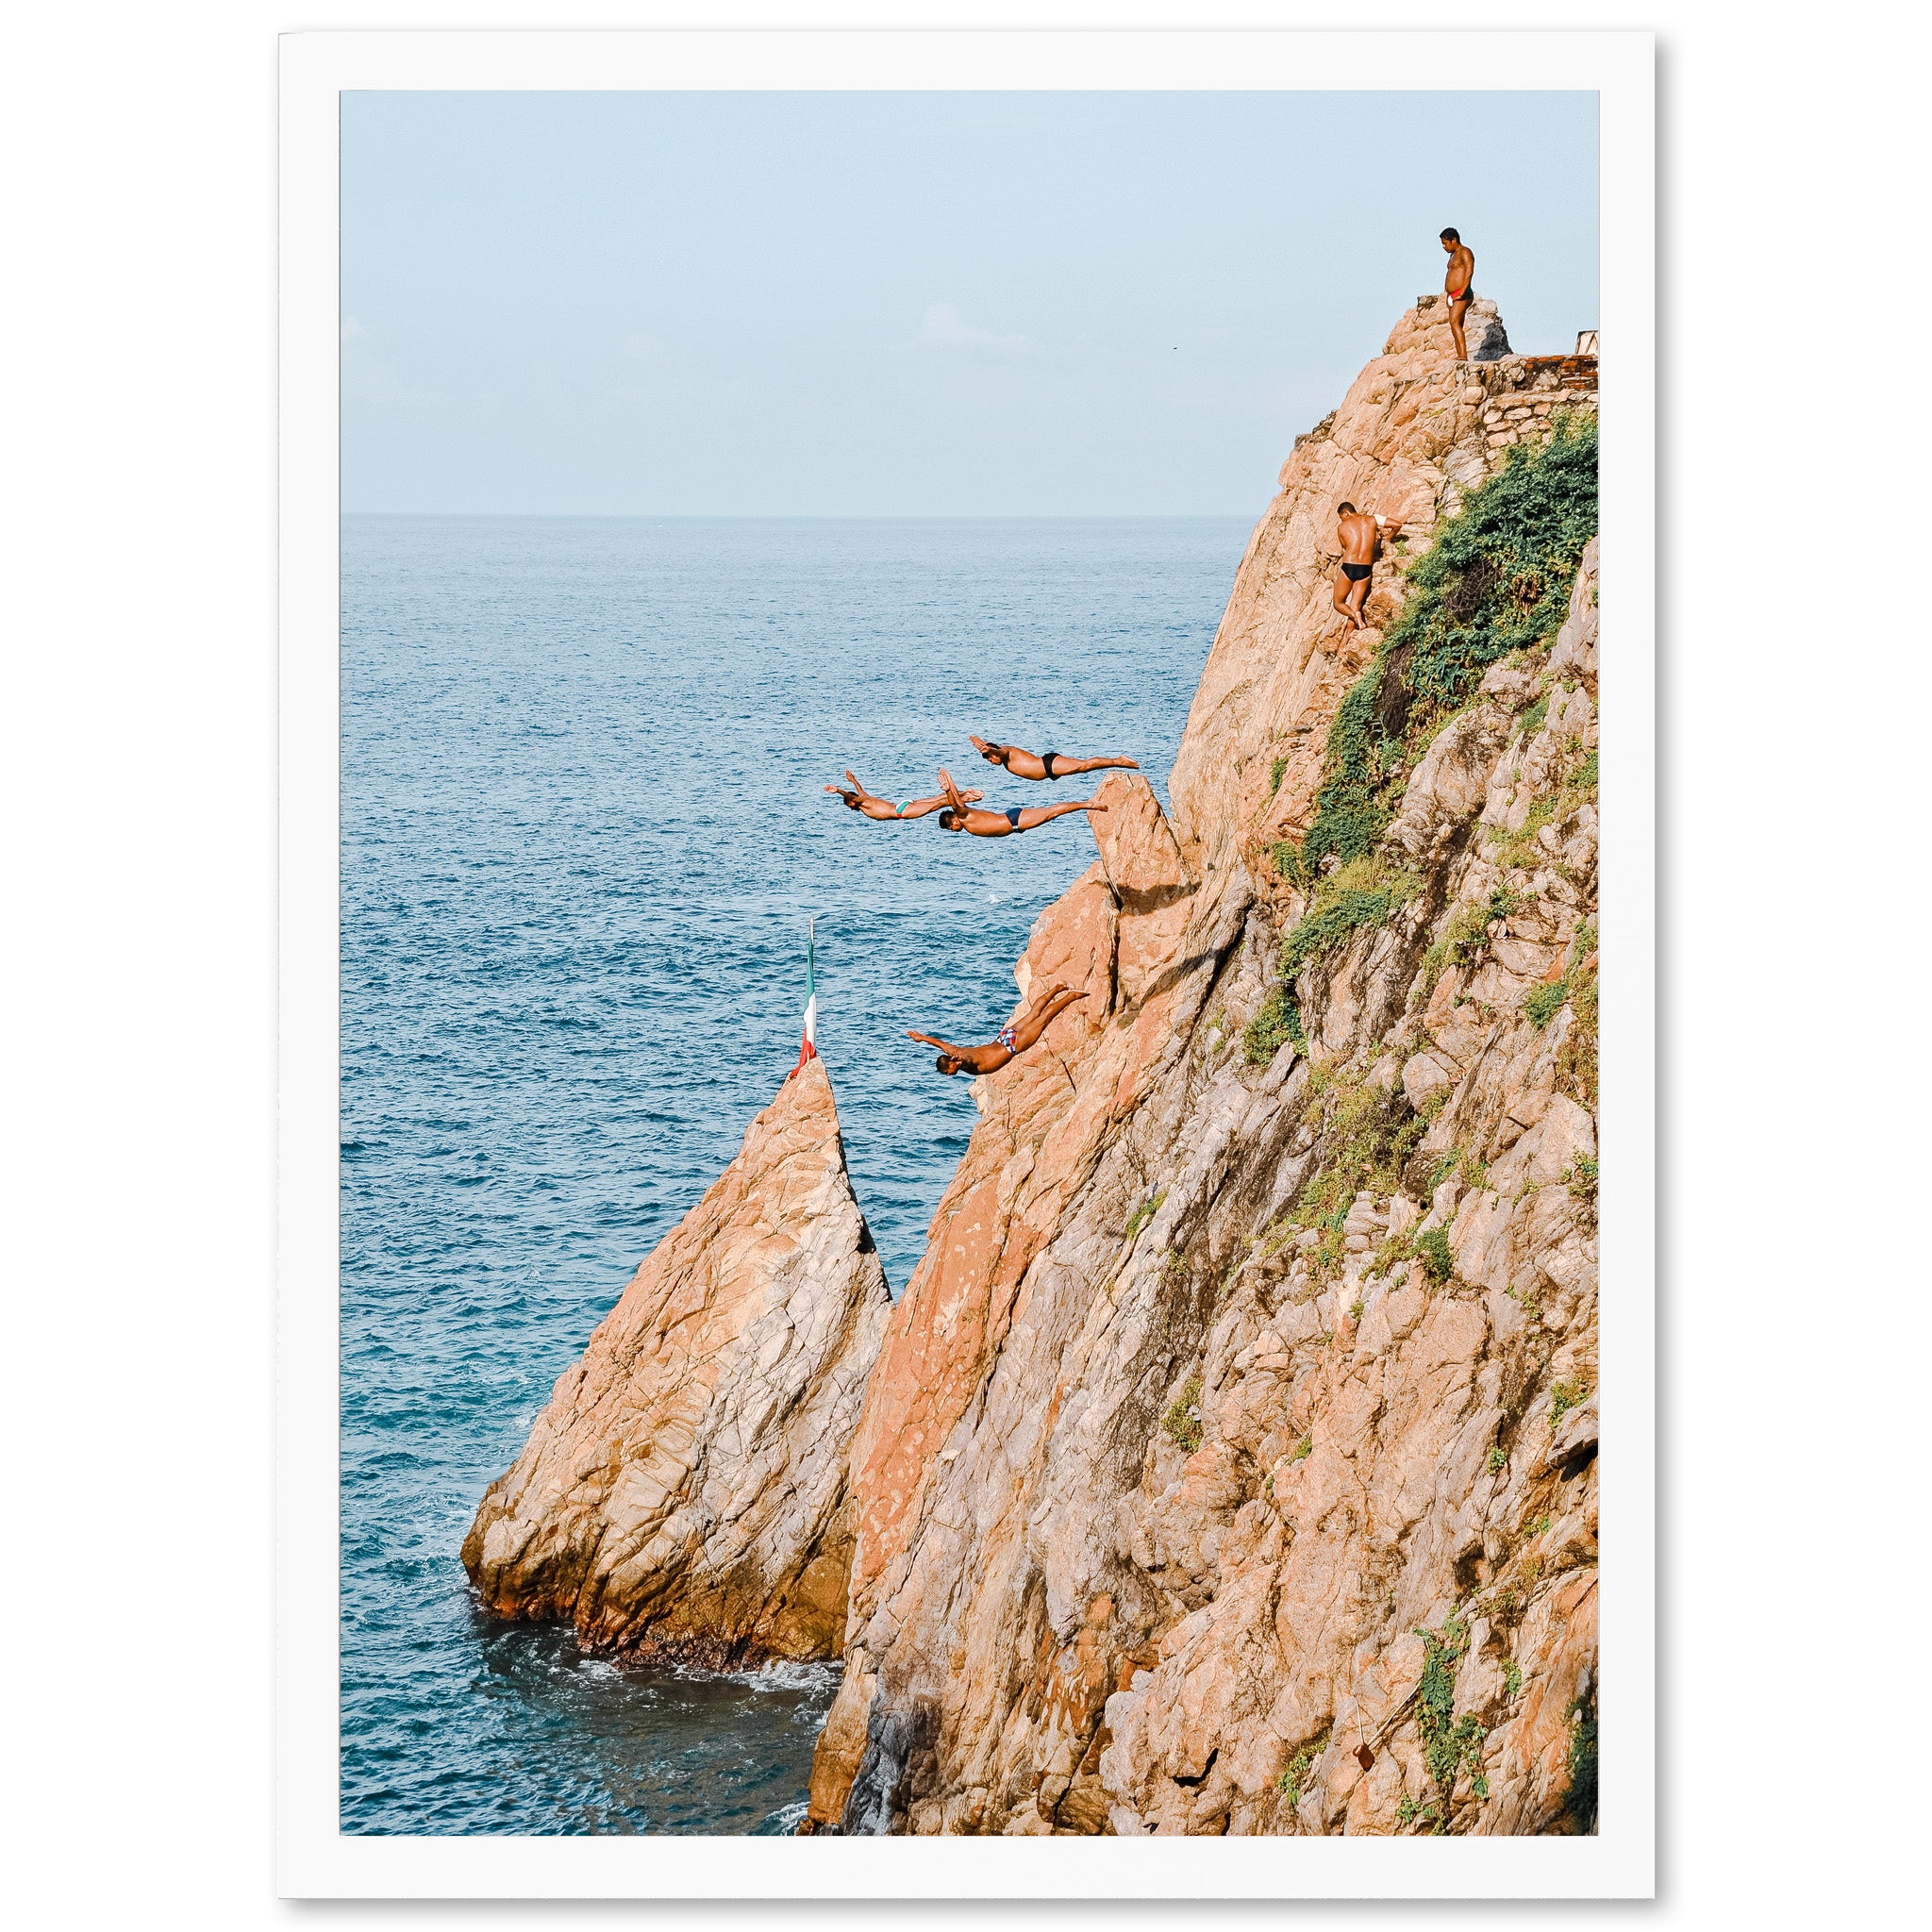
(1242, 984, 1303, 1063)
(1562, 1687, 1599, 1834)
(1279, 856, 1423, 980)
(1257, 1070, 1432, 1284)
(1161, 1374, 1205, 1453)
(1416, 1619, 1490, 1800)
(1391, 411, 1599, 711)
(1295, 411, 1599, 881)
(1259, 413, 1599, 1017)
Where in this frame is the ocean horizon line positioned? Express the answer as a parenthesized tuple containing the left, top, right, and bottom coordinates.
(339, 508, 1257, 524)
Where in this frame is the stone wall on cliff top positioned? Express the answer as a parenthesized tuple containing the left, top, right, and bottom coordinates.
(461, 1058, 891, 1665)
(805, 295, 1600, 1836)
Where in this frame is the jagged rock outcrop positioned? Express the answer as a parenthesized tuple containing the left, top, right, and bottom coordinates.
(806, 297, 1600, 1836)
(462, 1058, 891, 1664)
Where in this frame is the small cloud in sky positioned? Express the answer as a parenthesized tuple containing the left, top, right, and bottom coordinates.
(919, 303, 1030, 355)
(341, 315, 368, 342)
(621, 331, 666, 361)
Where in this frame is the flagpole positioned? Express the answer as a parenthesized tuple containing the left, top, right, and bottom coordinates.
(792, 912, 819, 1078)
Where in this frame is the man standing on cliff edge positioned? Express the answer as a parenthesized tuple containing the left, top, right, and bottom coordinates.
(1332, 503, 1403, 633)
(1441, 226, 1475, 360)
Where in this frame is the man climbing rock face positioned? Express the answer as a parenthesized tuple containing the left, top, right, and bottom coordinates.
(908, 982, 1086, 1077)
(1332, 502, 1403, 634)
(1441, 226, 1475, 360)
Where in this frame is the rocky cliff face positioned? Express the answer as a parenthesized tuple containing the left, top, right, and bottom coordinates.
(806, 295, 1601, 1837)
(462, 1058, 891, 1664)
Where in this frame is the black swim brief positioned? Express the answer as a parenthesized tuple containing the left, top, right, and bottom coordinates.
(1041, 750, 1059, 778)
(1006, 807, 1024, 829)
(1342, 561, 1373, 582)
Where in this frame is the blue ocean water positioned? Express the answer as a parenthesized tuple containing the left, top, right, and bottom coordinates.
(339, 514, 1247, 1834)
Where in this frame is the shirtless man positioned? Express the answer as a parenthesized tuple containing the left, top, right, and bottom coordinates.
(908, 981, 1087, 1077)
(1332, 502, 1404, 633)
(1440, 227, 1475, 361)
(824, 769, 980, 821)
(968, 736, 1140, 782)
(933, 767, 1108, 838)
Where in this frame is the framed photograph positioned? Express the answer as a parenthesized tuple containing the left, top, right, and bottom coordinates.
(280, 25, 1654, 1898)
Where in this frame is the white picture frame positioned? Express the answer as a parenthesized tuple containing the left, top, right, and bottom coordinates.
(281, 25, 1654, 1899)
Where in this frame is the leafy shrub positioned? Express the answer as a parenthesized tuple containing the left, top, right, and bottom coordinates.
(1267, 839, 1307, 886)
(1161, 1374, 1204, 1453)
(1371, 1224, 1416, 1274)
(1415, 1624, 1489, 1793)
(1300, 671, 1399, 872)
(1416, 1226, 1455, 1285)
(1396, 1794, 1443, 1832)
(1563, 1691, 1598, 1833)
(1123, 1189, 1167, 1240)
(1275, 1733, 1329, 1806)
(1281, 1077, 1429, 1264)
(1242, 985, 1304, 1064)
(1523, 979, 1569, 1029)
(1278, 855, 1423, 978)
(1549, 1378, 1590, 1428)
(1422, 885, 1522, 994)
(1556, 954, 1599, 1106)
(1269, 754, 1290, 795)
(1385, 412, 1599, 713)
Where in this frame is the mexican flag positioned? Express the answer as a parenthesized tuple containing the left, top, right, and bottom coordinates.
(791, 916, 818, 1074)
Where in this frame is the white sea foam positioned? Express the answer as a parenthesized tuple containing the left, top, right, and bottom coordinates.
(666, 1657, 841, 1695)
(747, 1658, 841, 1695)
(761, 1800, 809, 1835)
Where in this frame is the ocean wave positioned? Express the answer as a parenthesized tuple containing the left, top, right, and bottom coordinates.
(666, 1657, 841, 1696)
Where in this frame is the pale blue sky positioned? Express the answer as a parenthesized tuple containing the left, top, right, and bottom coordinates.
(341, 92, 1597, 516)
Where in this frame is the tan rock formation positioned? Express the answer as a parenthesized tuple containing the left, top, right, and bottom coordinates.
(806, 304, 1600, 1836)
(461, 1058, 891, 1664)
